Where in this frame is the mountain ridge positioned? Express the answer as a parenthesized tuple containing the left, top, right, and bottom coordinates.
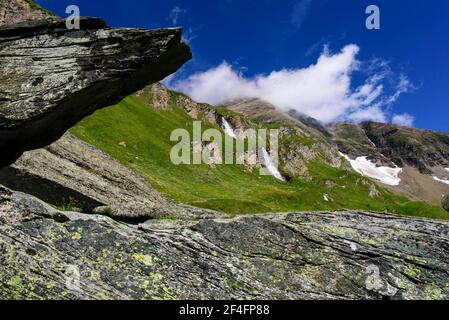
(2, 185, 449, 300)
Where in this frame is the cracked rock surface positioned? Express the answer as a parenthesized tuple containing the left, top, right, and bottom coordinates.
(1, 185, 448, 300)
(0, 0, 51, 26)
(0, 16, 191, 167)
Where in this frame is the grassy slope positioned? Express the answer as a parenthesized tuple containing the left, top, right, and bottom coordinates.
(26, 0, 55, 16)
(70, 92, 448, 219)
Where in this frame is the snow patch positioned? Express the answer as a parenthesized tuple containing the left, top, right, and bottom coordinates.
(323, 194, 330, 202)
(262, 148, 285, 181)
(433, 176, 449, 185)
(339, 152, 402, 186)
(222, 118, 236, 139)
(445, 168, 449, 173)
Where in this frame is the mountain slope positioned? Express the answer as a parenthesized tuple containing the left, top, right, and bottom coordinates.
(360, 121, 449, 173)
(330, 122, 449, 206)
(67, 84, 447, 219)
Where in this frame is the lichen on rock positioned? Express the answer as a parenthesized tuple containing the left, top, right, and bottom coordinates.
(1, 186, 449, 300)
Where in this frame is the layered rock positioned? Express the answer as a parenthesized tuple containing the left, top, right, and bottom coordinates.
(1, 185, 448, 300)
(0, 0, 52, 26)
(0, 133, 221, 220)
(0, 16, 191, 167)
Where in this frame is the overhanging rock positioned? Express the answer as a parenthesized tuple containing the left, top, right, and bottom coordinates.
(0, 17, 191, 167)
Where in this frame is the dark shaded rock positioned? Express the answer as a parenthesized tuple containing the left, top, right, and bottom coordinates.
(1, 185, 448, 300)
(0, 17, 191, 167)
(0, 165, 104, 212)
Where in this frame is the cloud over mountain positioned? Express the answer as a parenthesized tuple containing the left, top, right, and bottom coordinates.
(171, 44, 414, 125)
(392, 113, 415, 127)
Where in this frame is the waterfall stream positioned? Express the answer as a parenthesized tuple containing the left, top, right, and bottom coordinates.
(262, 148, 285, 181)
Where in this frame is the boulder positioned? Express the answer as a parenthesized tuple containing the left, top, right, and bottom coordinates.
(0, 16, 191, 167)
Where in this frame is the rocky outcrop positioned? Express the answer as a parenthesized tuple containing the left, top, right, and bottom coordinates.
(0, 0, 52, 26)
(0, 17, 191, 167)
(1, 185, 448, 300)
(227, 98, 306, 128)
(0, 133, 221, 220)
(360, 122, 449, 174)
(330, 122, 393, 166)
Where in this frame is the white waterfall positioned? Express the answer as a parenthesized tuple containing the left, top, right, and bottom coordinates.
(262, 148, 285, 181)
(222, 118, 237, 139)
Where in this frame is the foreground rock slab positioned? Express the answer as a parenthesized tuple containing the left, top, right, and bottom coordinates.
(0, 17, 191, 167)
(1, 186, 448, 300)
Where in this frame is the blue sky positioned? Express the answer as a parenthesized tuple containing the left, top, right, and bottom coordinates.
(37, 0, 449, 131)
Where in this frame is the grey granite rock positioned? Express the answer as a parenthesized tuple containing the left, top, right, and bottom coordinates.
(1, 185, 448, 300)
(0, 16, 191, 167)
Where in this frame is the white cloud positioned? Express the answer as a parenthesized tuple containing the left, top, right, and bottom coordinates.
(347, 106, 387, 123)
(172, 44, 414, 124)
(169, 6, 186, 26)
(385, 73, 414, 106)
(392, 113, 415, 127)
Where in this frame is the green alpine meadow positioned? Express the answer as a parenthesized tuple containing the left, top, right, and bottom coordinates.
(70, 85, 448, 219)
